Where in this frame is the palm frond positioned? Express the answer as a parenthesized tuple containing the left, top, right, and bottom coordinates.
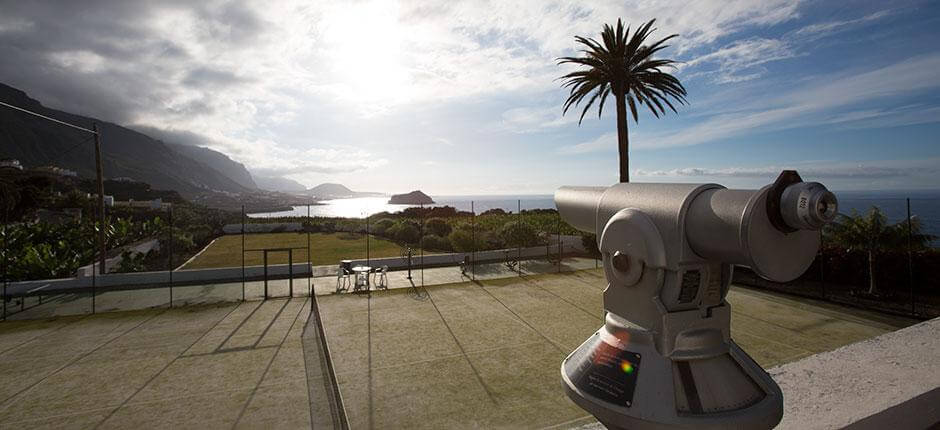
(558, 18, 687, 125)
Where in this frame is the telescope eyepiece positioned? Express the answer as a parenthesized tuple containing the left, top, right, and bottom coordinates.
(780, 182, 838, 231)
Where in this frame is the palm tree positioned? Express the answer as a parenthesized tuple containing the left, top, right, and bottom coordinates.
(558, 19, 687, 182)
(826, 207, 934, 295)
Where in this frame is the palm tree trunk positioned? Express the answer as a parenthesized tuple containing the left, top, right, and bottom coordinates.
(866, 250, 877, 295)
(615, 94, 629, 183)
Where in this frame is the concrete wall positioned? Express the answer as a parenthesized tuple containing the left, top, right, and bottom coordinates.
(6, 263, 312, 297)
(7, 236, 587, 297)
(770, 317, 940, 429)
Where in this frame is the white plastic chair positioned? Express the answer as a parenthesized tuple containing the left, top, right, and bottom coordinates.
(373, 265, 389, 289)
(335, 267, 350, 292)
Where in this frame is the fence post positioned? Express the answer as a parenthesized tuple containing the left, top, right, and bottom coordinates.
(907, 198, 914, 316)
(2, 207, 6, 321)
(92, 199, 97, 314)
(517, 199, 521, 276)
(241, 205, 245, 302)
(168, 205, 173, 308)
(422, 204, 426, 287)
(289, 249, 293, 297)
(557, 214, 561, 273)
(307, 204, 312, 297)
(471, 201, 475, 281)
(820, 234, 826, 300)
(366, 214, 370, 267)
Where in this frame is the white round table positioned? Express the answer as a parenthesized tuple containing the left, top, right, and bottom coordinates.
(352, 266, 372, 289)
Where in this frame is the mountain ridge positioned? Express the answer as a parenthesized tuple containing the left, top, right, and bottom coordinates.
(0, 82, 252, 197)
(305, 182, 384, 199)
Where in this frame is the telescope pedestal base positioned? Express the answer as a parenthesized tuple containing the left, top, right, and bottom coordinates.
(561, 317, 782, 430)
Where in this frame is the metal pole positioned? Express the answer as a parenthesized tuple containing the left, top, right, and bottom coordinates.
(471, 201, 475, 281)
(557, 214, 562, 273)
(517, 199, 521, 276)
(307, 204, 311, 297)
(289, 249, 293, 297)
(2, 206, 6, 320)
(366, 214, 370, 267)
(92, 197, 97, 313)
(907, 198, 914, 316)
(241, 205, 245, 302)
(263, 251, 268, 300)
(93, 123, 107, 275)
(168, 205, 173, 307)
(820, 234, 826, 300)
(420, 204, 424, 287)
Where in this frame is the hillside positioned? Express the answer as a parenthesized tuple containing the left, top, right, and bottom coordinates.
(303, 183, 385, 199)
(307, 183, 354, 198)
(0, 82, 252, 197)
(167, 143, 257, 190)
(255, 175, 307, 193)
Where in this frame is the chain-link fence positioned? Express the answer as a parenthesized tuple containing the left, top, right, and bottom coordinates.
(732, 197, 939, 319)
(2, 194, 937, 320)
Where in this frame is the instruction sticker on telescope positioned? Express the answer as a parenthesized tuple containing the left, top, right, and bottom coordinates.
(568, 332, 642, 408)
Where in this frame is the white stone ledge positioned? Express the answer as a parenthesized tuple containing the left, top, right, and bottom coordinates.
(770, 317, 940, 429)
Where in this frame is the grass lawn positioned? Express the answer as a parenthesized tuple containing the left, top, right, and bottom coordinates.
(180, 232, 402, 269)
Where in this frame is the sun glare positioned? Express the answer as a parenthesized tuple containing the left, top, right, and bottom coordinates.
(320, 1, 411, 107)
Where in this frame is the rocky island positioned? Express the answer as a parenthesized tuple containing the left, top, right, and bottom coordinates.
(388, 190, 435, 205)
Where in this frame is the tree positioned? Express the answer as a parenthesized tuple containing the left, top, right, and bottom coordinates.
(826, 207, 934, 295)
(558, 19, 687, 182)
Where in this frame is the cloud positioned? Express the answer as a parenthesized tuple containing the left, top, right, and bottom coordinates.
(501, 105, 580, 132)
(680, 8, 894, 84)
(793, 10, 892, 39)
(556, 132, 616, 155)
(634, 157, 940, 180)
(0, 0, 913, 193)
(643, 53, 940, 149)
(250, 147, 389, 176)
(681, 37, 796, 83)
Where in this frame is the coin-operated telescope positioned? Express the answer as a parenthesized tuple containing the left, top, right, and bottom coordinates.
(556, 171, 837, 430)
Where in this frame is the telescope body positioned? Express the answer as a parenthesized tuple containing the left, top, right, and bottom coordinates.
(556, 172, 836, 430)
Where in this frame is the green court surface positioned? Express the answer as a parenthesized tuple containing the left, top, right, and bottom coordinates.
(319, 269, 915, 429)
(0, 268, 915, 429)
(180, 232, 401, 270)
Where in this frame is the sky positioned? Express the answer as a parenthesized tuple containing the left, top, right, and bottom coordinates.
(1, 0, 939, 195)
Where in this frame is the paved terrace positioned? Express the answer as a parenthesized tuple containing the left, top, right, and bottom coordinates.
(319, 269, 916, 429)
(0, 265, 918, 429)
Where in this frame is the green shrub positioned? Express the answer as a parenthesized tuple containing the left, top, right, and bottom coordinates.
(498, 221, 539, 248)
(448, 229, 475, 252)
(372, 218, 395, 236)
(581, 233, 600, 258)
(421, 234, 452, 251)
(389, 221, 420, 244)
(426, 217, 452, 237)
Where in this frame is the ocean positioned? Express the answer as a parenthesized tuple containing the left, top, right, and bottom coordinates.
(248, 191, 940, 246)
(247, 195, 555, 219)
